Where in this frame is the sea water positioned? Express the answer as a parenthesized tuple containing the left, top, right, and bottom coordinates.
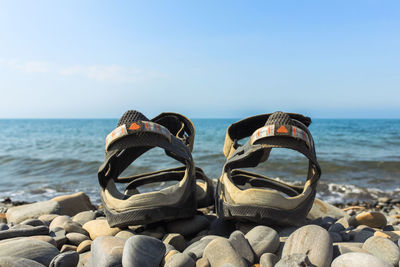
(0, 118, 399, 204)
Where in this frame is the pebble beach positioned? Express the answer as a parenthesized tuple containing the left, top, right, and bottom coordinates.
(1, 192, 399, 267)
(2, 0, 400, 265)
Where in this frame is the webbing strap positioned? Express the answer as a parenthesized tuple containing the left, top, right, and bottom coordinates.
(250, 124, 311, 148)
(98, 111, 195, 188)
(105, 121, 172, 151)
(223, 112, 312, 158)
(152, 112, 195, 152)
(222, 111, 321, 188)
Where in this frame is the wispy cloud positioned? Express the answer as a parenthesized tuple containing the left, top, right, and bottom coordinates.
(7, 59, 51, 73)
(1, 59, 161, 83)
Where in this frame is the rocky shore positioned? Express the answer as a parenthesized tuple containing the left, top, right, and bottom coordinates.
(0, 192, 399, 267)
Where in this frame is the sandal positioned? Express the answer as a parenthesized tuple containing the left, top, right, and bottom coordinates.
(98, 110, 213, 227)
(216, 111, 321, 225)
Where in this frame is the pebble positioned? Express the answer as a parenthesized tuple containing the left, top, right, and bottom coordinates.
(77, 239, 92, 253)
(165, 243, 177, 254)
(0, 238, 59, 266)
(228, 230, 255, 264)
(78, 252, 91, 267)
(141, 226, 165, 239)
(38, 214, 59, 223)
(6, 200, 61, 224)
(73, 211, 96, 226)
(51, 192, 94, 216)
(379, 197, 391, 203)
(208, 218, 235, 237)
(163, 233, 187, 252)
(195, 258, 210, 267)
(28, 235, 57, 247)
(0, 225, 49, 240)
(49, 251, 79, 267)
(328, 217, 349, 232)
(184, 237, 217, 260)
(66, 232, 90, 246)
(259, 253, 279, 267)
(245, 225, 280, 260)
(275, 253, 313, 267)
(332, 242, 367, 258)
(89, 236, 125, 267)
(82, 219, 120, 240)
(166, 215, 210, 237)
(275, 241, 285, 259)
(115, 230, 135, 240)
(235, 222, 259, 235)
(391, 199, 400, 204)
(340, 231, 351, 242)
(278, 226, 298, 239)
(356, 224, 374, 231)
(352, 228, 375, 243)
(331, 252, 391, 267)
(347, 209, 355, 216)
(203, 237, 247, 267)
(20, 218, 47, 227)
(375, 231, 400, 242)
(349, 211, 387, 228)
(195, 230, 208, 238)
(363, 236, 400, 266)
(341, 230, 351, 242)
(122, 235, 166, 267)
(186, 235, 205, 246)
(330, 232, 343, 242)
(10, 224, 34, 230)
(49, 228, 68, 248)
(307, 198, 349, 220)
(383, 225, 396, 231)
(164, 250, 180, 264)
(49, 216, 72, 231)
(63, 221, 89, 236)
(0, 223, 8, 230)
(282, 224, 332, 267)
(60, 244, 77, 252)
(165, 253, 196, 267)
(311, 216, 336, 230)
(0, 256, 46, 267)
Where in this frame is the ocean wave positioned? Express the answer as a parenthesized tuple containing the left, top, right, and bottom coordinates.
(0, 154, 103, 176)
(316, 181, 400, 204)
(1, 175, 399, 205)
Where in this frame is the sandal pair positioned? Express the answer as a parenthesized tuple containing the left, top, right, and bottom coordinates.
(98, 111, 321, 227)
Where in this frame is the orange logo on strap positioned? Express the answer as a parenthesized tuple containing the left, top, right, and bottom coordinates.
(277, 125, 288, 133)
(129, 123, 140, 130)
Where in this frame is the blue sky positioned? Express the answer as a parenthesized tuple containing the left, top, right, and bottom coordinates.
(0, 1, 399, 118)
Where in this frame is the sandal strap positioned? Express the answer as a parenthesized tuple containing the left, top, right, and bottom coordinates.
(223, 111, 321, 188)
(98, 111, 194, 188)
(152, 112, 195, 152)
(223, 112, 311, 159)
